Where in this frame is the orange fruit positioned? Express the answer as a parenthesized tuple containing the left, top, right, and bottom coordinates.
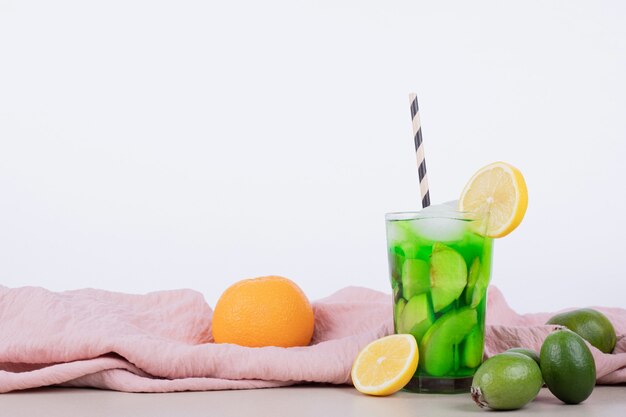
(212, 276, 315, 348)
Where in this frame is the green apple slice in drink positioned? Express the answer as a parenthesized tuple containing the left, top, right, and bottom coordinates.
(429, 243, 467, 312)
(462, 325, 484, 369)
(397, 293, 434, 343)
(465, 257, 481, 305)
(394, 298, 406, 332)
(402, 259, 430, 299)
(419, 307, 478, 376)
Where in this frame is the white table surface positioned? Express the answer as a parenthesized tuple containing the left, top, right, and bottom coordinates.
(1, 385, 624, 417)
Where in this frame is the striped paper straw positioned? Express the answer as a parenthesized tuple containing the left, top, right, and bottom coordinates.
(409, 93, 431, 208)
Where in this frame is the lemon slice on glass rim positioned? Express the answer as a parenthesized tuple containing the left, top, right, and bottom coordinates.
(351, 334, 418, 396)
(459, 161, 528, 238)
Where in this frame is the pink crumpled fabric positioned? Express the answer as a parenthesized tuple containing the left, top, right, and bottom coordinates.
(0, 285, 624, 393)
(483, 287, 626, 384)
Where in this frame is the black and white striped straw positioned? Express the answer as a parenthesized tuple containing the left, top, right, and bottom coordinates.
(409, 93, 430, 208)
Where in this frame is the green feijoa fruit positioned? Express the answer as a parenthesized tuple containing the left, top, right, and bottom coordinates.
(507, 348, 544, 385)
(399, 293, 433, 342)
(546, 308, 617, 354)
(429, 243, 467, 312)
(419, 307, 477, 376)
(394, 298, 406, 332)
(471, 352, 543, 410)
(540, 329, 596, 404)
(401, 259, 430, 299)
(462, 326, 484, 369)
(506, 348, 540, 366)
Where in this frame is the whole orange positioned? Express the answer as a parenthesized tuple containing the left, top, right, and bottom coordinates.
(212, 276, 315, 348)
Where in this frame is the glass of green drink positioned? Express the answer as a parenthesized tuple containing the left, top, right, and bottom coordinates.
(385, 202, 493, 393)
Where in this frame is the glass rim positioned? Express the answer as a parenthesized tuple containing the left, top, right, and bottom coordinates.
(385, 210, 478, 221)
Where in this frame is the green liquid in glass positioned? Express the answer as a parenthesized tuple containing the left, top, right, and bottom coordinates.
(386, 210, 493, 393)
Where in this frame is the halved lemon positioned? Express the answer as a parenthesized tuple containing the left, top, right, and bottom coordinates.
(351, 334, 418, 396)
(459, 161, 528, 238)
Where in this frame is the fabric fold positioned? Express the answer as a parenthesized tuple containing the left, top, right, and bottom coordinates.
(0, 285, 623, 393)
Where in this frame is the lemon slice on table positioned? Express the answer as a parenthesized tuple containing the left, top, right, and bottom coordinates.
(351, 334, 418, 396)
(459, 161, 528, 238)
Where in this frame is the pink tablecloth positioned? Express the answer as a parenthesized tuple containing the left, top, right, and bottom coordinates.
(0, 285, 623, 392)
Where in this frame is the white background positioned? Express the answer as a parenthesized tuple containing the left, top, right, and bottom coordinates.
(1, 0, 625, 313)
